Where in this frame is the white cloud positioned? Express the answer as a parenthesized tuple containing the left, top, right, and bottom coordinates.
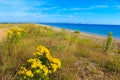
(51, 7, 58, 9)
(62, 8, 68, 11)
(0, 0, 23, 5)
(56, 8, 68, 12)
(0, 0, 32, 12)
(58, 7, 93, 12)
(42, 7, 58, 10)
(114, 5, 120, 9)
(70, 5, 108, 11)
(31, 2, 45, 6)
(95, 5, 109, 8)
(0, 0, 47, 18)
(71, 6, 94, 10)
(69, 15, 75, 18)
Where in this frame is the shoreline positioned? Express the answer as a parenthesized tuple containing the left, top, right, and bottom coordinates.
(38, 24, 120, 42)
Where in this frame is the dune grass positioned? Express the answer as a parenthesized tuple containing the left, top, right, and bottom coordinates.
(0, 24, 120, 80)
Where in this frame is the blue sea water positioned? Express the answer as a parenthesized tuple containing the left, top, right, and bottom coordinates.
(40, 23, 120, 39)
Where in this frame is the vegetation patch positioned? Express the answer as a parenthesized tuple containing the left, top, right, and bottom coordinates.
(0, 24, 120, 80)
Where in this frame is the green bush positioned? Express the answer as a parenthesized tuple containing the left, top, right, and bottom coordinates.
(74, 30, 80, 33)
(105, 32, 113, 54)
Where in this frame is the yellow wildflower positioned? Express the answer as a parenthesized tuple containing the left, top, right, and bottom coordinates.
(34, 46, 50, 56)
(6, 27, 25, 43)
(27, 58, 36, 63)
(42, 66, 49, 75)
(26, 70, 33, 77)
(52, 58, 61, 68)
(18, 45, 61, 80)
(18, 66, 27, 74)
(51, 64, 58, 72)
(36, 70, 41, 74)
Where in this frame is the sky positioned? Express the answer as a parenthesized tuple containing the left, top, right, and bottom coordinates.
(0, 0, 120, 25)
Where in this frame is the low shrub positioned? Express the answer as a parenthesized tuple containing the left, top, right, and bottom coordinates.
(6, 27, 25, 56)
(74, 30, 80, 33)
(104, 32, 113, 54)
(18, 46, 61, 80)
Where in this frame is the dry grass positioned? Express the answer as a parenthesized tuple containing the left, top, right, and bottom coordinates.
(0, 23, 120, 80)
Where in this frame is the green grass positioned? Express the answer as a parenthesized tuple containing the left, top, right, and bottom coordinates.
(0, 24, 120, 80)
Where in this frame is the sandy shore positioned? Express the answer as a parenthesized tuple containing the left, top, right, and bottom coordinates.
(38, 24, 120, 42)
(0, 28, 8, 42)
(39, 24, 120, 42)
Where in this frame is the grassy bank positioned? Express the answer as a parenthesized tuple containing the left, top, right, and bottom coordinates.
(0, 24, 120, 80)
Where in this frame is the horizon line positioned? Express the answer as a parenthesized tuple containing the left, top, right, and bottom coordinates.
(0, 22, 120, 26)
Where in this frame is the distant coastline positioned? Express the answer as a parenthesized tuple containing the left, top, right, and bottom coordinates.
(1, 22, 120, 26)
(39, 23, 120, 40)
(0, 22, 120, 40)
(38, 24, 120, 42)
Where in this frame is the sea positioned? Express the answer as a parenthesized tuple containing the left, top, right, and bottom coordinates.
(40, 23, 120, 40)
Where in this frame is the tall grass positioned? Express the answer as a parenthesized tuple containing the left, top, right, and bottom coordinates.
(0, 24, 120, 80)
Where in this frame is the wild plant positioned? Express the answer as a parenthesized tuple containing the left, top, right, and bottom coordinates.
(18, 46, 61, 80)
(6, 28, 25, 56)
(105, 32, 113, 54)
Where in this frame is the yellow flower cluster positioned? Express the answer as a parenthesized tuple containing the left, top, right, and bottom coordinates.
(50, 58, 61, 72)
(7, 28, 25, 43)
(18, 46, 61, 79)
(27, 58, 48, 75)
(18, 66, 33, 79)
(18, 66, 27, 75)
(33, 46, 61, 72)
(26, 70, 33, 78)
(33, 45, 50, 57)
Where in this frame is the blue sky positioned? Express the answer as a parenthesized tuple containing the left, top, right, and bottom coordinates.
(0, 0, 120, 25)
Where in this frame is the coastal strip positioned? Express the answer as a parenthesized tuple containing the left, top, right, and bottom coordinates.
(38, 24, 120, 42)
